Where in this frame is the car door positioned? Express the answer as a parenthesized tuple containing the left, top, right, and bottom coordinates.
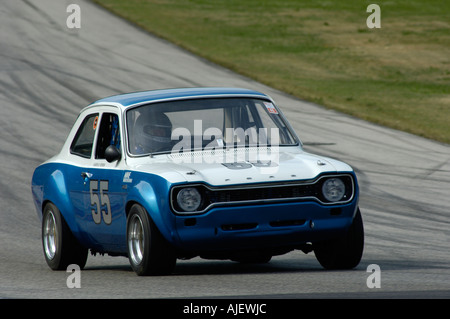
(83, 111, 127, 253)
(66, 111, 100, 245)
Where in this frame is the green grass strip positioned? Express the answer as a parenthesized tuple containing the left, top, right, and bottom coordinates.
(92, 0, 450, 144)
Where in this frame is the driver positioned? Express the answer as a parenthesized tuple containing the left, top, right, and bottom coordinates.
(135, 110, 172, 154)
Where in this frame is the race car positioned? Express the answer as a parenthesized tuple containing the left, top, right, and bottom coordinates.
(31, 87, 364, 276)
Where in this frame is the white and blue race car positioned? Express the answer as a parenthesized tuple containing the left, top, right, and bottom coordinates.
(31, 87, 364, 275)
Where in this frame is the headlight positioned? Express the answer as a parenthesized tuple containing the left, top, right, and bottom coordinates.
(176, 187, 202, 212)
(322, 178, 346, 202)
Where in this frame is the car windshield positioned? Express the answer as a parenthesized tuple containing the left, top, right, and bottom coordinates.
(126, 97, 298, 155)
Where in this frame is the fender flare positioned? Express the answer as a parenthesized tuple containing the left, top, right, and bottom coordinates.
(126, 180, 179, 245)
(42, 169, 82, 237)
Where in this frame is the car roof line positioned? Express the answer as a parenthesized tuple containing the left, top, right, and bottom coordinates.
(88, 87, 270, 109)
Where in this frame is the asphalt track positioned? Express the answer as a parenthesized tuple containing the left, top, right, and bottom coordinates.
(1, 0, 449, 299)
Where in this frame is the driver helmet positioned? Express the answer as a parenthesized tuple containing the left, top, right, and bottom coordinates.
(135, 111, 172, 154)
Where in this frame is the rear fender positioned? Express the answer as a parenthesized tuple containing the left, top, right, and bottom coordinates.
(42, 169, 81, 236)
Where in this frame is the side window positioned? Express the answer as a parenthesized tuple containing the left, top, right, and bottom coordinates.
(95, 113, 121, 159)
(70, 114, 99, 158)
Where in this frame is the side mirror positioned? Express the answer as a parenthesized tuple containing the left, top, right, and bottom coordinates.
(105, 145, 121, 163)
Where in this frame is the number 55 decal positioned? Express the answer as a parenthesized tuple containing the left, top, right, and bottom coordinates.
(90, 180, 112, 225)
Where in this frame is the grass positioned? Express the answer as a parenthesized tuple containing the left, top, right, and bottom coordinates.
(92, 0, 450, 144)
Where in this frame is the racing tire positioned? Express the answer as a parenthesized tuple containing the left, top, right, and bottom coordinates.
(127, 204, 176, 276)
(42, 202, 88, 271)
(313, 208, 364, 270)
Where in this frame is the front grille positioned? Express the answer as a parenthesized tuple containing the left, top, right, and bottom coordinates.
(171, 174, 354, 214)
(208, 183, 319, 203)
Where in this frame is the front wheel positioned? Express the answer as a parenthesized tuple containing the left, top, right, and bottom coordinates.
(313, 208, 364, 270)
(127, 204, 176, 276)
(42, 202, 88, 270)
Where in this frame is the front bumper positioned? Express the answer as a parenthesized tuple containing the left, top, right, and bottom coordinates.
(173, 200, 358, 253)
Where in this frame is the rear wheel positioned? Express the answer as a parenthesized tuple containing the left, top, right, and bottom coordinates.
(313, 208, 364, 270)
(42, 202, 88, 270)
(127, 204, 176, 276)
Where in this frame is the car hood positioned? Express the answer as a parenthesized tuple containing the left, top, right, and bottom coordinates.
(133, 147, 353, 186)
